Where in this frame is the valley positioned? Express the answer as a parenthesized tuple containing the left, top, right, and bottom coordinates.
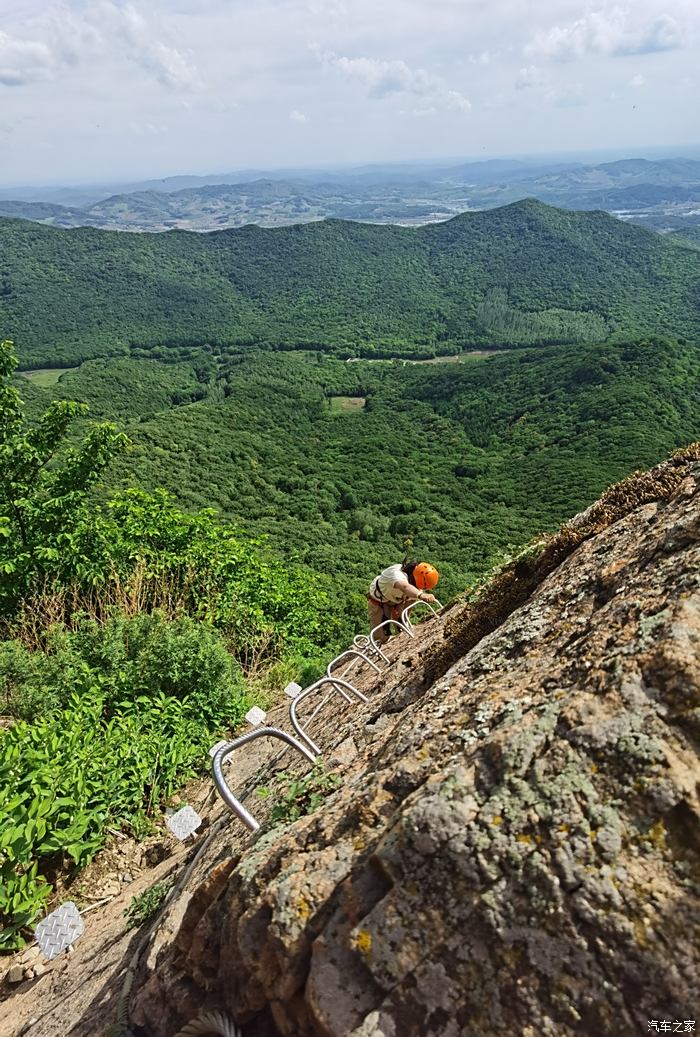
(2, 0, 699, 1028)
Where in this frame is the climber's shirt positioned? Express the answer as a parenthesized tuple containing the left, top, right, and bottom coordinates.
(369, 565, 409, 605)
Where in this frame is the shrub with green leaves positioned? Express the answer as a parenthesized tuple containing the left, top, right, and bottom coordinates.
(0, 339, 346, 668)
(0, 341, 350, 950)
(0, 656, 247, 950)
(0, 611, 247, 724)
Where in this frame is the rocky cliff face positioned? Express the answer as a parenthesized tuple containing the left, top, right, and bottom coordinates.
(133, 449, 700, 1037)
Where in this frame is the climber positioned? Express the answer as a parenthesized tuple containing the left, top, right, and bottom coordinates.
(368, 561, 439, 643)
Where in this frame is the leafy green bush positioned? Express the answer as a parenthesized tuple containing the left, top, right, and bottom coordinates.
(0, 612, 247, 725)
(0, 341, 347, 668)
(0, 659, 247, 950)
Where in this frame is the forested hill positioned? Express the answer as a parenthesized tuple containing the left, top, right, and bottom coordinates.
(34, 338, 700, 614)
(2, 199, 699, 367)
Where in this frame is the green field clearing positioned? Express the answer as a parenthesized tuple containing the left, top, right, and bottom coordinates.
(20, 367, 78, 386)
(407, 350, 506, 365)
(328, 395, 367, 413)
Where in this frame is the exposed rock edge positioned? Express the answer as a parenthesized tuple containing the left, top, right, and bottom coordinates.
(133, 446, 700, 1037)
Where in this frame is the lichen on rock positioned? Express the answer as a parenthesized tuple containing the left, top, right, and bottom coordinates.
(132, 452, 700, 1037)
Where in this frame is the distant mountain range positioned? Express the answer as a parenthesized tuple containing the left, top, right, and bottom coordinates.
(1, 157, 699, 236)
(2, 198, 699, 368)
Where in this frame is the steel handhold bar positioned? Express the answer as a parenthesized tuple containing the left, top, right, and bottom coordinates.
(354, 633, 389, 665)
(212, 727, 317, 832)
(400, 599, 443, 634)
(290, 676, 368, 755)
(369, 618, 411, 655)
(327, 648, 381, 688)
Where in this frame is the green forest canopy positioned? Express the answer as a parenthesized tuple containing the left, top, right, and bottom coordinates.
(31, 337, 700, 615)
(2, 199, 699, 367)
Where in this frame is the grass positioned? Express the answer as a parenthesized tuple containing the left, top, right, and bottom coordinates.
(328, 396, 367, 414)
(402, 351, 506, 365)
(20, 367, 78, 386)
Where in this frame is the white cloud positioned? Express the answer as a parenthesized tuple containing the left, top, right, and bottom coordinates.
(323, 51, 470, 112)
(0, 29, 56, 86)
(129, 120, 169, 135)
(0, 3, 199, 91)
(146, 42, 198, 90)
(90, 3, 199, 90)
(326, 54, 436, 99)
(629, 73, 645, 87)
(515, 65, 546, 90)
(445, 89, 471, 112)
(207, 97, 239, 114)
(400, 105, 438, 118)
(527, 9, 683, 61)
(49, 9, 102, 69)
(307, 0, 347, 15)
(0, 0, 698, 185)
(290, 108, 309, 123)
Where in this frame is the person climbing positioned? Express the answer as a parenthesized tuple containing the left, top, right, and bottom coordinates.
(368, 561, 439, 643)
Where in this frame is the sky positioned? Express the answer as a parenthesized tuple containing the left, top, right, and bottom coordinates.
(0, 0, 698, 186)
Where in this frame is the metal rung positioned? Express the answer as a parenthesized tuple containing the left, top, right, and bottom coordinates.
(290, 677, 367, 755)
(354, 633, 388, 665)
(327, 648, 380, 697)
(369, 618, 411, 655)
(212, 727, 317, 831)
(400, 599, 442, 635)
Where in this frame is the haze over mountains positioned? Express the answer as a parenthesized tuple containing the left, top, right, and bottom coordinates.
(1, 156, 699, 238)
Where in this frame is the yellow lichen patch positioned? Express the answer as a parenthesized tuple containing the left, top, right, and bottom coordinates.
(296, 894, 312, 923)
(491, 815, 503, 826)
(352, 929, 373, 957)
(646, 820, 668, 850)
(633, 918, 649, 949)
(590, 764, 598, 774)
(558, 824, 569, 833)
(516, 833, 533, 845)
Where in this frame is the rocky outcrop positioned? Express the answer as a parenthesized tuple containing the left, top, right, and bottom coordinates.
(133, 450, 700, 1037)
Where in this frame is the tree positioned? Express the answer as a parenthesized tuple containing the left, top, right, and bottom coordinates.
(0, 340, 129, 616)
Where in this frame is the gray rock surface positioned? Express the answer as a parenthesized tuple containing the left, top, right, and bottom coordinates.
(130, 453, 700, 1037)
